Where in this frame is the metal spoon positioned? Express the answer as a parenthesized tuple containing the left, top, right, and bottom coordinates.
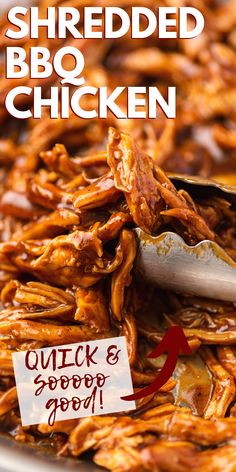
(135, 175, 236, 302)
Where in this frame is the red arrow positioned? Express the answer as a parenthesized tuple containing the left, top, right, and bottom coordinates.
(121, 326, 191, 402)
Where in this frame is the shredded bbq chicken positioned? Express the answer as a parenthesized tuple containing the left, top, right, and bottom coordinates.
(0, 0, 236, 471)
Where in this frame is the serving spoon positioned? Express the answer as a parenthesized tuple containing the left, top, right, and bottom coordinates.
(135, 175, 236, 302)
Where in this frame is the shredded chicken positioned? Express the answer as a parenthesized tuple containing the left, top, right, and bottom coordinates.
(0, 0, 236, 471)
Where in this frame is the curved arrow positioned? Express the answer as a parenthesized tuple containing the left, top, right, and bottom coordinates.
(121, 326, 192, 402)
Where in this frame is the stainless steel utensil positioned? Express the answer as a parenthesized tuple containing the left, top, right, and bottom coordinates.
(135, 175, 236, 302)
(0, 434, 102, 472)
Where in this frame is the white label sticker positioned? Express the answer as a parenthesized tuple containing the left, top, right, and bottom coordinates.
(12, 336, 135, 426)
